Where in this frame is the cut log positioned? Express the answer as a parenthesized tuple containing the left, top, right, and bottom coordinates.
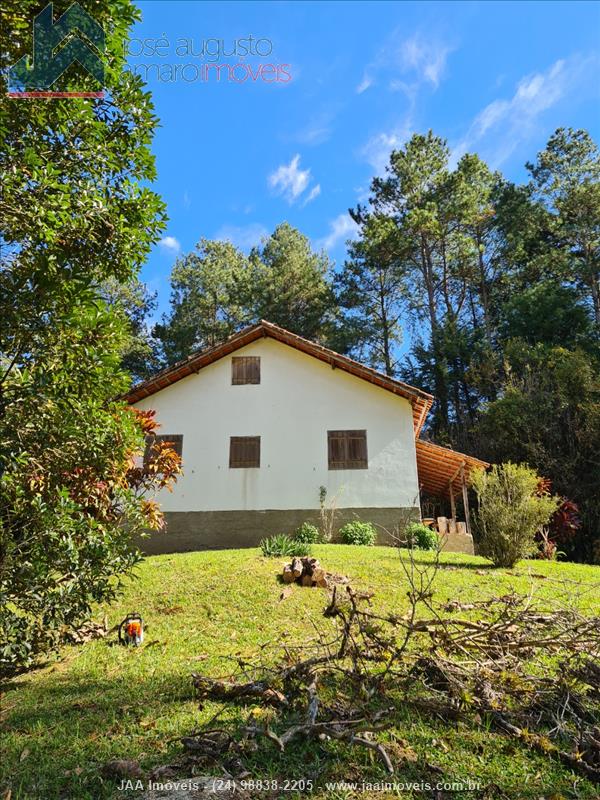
(456, 522, 467, 536)
(281, 557, 335, 588)
(282, 565, 295, 583)
(291, 558, 304, 578)
(437, 517, 448, 535)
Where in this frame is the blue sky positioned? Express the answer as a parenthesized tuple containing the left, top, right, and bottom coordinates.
(132, 1, 600, 319)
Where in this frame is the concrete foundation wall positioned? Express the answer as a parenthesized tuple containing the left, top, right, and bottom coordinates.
(137, 508, 474, 555)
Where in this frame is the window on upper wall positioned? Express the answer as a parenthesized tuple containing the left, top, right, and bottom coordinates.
(327, 430, 368, 470)
(231, 356, 260, 385)
(143, 434, 183, 468)
(229, 436, 261, 468)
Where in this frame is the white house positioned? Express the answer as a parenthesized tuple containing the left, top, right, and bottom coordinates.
(125, 321, 486, 553)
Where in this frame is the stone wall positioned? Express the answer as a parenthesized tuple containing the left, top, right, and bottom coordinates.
(137, 508, 474, 555)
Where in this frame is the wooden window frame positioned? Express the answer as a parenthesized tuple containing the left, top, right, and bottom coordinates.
(231, 356, 261, 385)
(327, 430, 368, 470)
(229, 436, 261, 468)
(143, 434, 183, 468)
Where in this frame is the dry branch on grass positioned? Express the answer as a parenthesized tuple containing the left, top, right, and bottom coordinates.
(186, 550, 600, 784)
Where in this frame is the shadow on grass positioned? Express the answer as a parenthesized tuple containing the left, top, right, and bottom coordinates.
(2, 661, 205, 799)
(401, 556, 495, 571)
(3, 633, 593, 800)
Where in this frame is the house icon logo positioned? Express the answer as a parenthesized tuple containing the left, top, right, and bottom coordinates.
(7, 3, 105, 98)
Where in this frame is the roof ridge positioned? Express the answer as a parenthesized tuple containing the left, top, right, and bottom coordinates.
(123, 320, 433, 433)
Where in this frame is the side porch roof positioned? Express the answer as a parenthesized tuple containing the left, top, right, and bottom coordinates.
(416, 439, 489, 497)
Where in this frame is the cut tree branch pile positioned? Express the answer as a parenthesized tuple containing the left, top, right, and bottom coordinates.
(185, 551, 600, 786)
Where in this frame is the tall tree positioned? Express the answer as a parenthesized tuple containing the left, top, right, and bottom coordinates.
(336, 214, 406, 376)
(101, 277, 161, 382)
(248, 223, 335, 341)
(527, 128, 600, 328)
(346, 132, 499, 439)
(154, 224, 338, 366)
(153, 239, 250, 365)
(0, 0, 175, 671)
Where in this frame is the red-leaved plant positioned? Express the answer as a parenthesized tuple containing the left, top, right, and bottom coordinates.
(535, 479, 581, 559)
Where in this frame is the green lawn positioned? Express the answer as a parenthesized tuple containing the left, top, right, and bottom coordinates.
(2, 546, 600, 799)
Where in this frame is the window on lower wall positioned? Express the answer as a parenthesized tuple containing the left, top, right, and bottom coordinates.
(143, 434, 183, 468)
(232, 356, 261, 385)
(229, 436, 261, 468)
(327, 430, 368, 470)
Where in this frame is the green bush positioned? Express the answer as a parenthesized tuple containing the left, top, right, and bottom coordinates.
(406, 522, 440, 550)
(471, 462, 560, 568)
(339, 521, 377, 546)
(260, 534, 311, 558)
(294, 522, 323, 544)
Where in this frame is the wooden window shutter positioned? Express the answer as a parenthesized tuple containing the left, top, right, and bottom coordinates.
(232, 356, 261, 385)
(229, 436, 260, 468)
(327, 430, 368, 470)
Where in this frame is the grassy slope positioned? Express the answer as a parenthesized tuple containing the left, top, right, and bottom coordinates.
(2, 546, 599, 800)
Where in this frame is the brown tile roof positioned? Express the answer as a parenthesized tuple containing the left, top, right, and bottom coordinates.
(123, 320, 434, 435)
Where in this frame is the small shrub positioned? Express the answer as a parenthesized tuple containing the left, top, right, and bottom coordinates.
(406, 522, 439, 551)
(318, 485, 339, 542)
(472, 462, 560, 568)
(260, 534, 311, 558)
(339, 521, 377, 546)
(294, 522, 322, 544)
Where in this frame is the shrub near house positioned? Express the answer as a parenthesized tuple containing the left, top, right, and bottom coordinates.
(339, 521, 377, 546)
(472, 463, 559, 568)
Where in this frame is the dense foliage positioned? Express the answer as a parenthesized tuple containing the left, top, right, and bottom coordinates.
(339, 521, 377, 546)
(260, 534, 311, 558)
(339, 128, 600, 561)
(153, 224, 336, 364)
(405, 522, 440, 551)
(0, 0, 176, 672)
(472, 463, 559, 568)
(294, 522, 323, 544)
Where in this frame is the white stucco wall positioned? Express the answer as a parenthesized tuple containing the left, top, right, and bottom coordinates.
(133, 338, 420, 512)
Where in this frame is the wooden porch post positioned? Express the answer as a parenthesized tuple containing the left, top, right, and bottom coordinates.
(448, 480, 456, 522)
(460, 464, 471, 536)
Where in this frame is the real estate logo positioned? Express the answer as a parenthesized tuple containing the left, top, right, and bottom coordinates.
(7, 2, 105, 98)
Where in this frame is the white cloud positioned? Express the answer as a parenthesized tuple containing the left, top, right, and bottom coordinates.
(361, 117, 414, 174)
(301, 184, 321, 207)
(268, 154, 322, 205)
(357, 31, 454, 95)
(268, 154, 311, 203)
(159, 235, 181, 254)
(397, 34, 451, 89)
(317, 213, 359, 251)
(356, 75, 373, 94)
(214, 223, 268, 251)
(357, 31, 452, 174)
(453, 56, 590, 166)
(296, 111, 335, 145)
